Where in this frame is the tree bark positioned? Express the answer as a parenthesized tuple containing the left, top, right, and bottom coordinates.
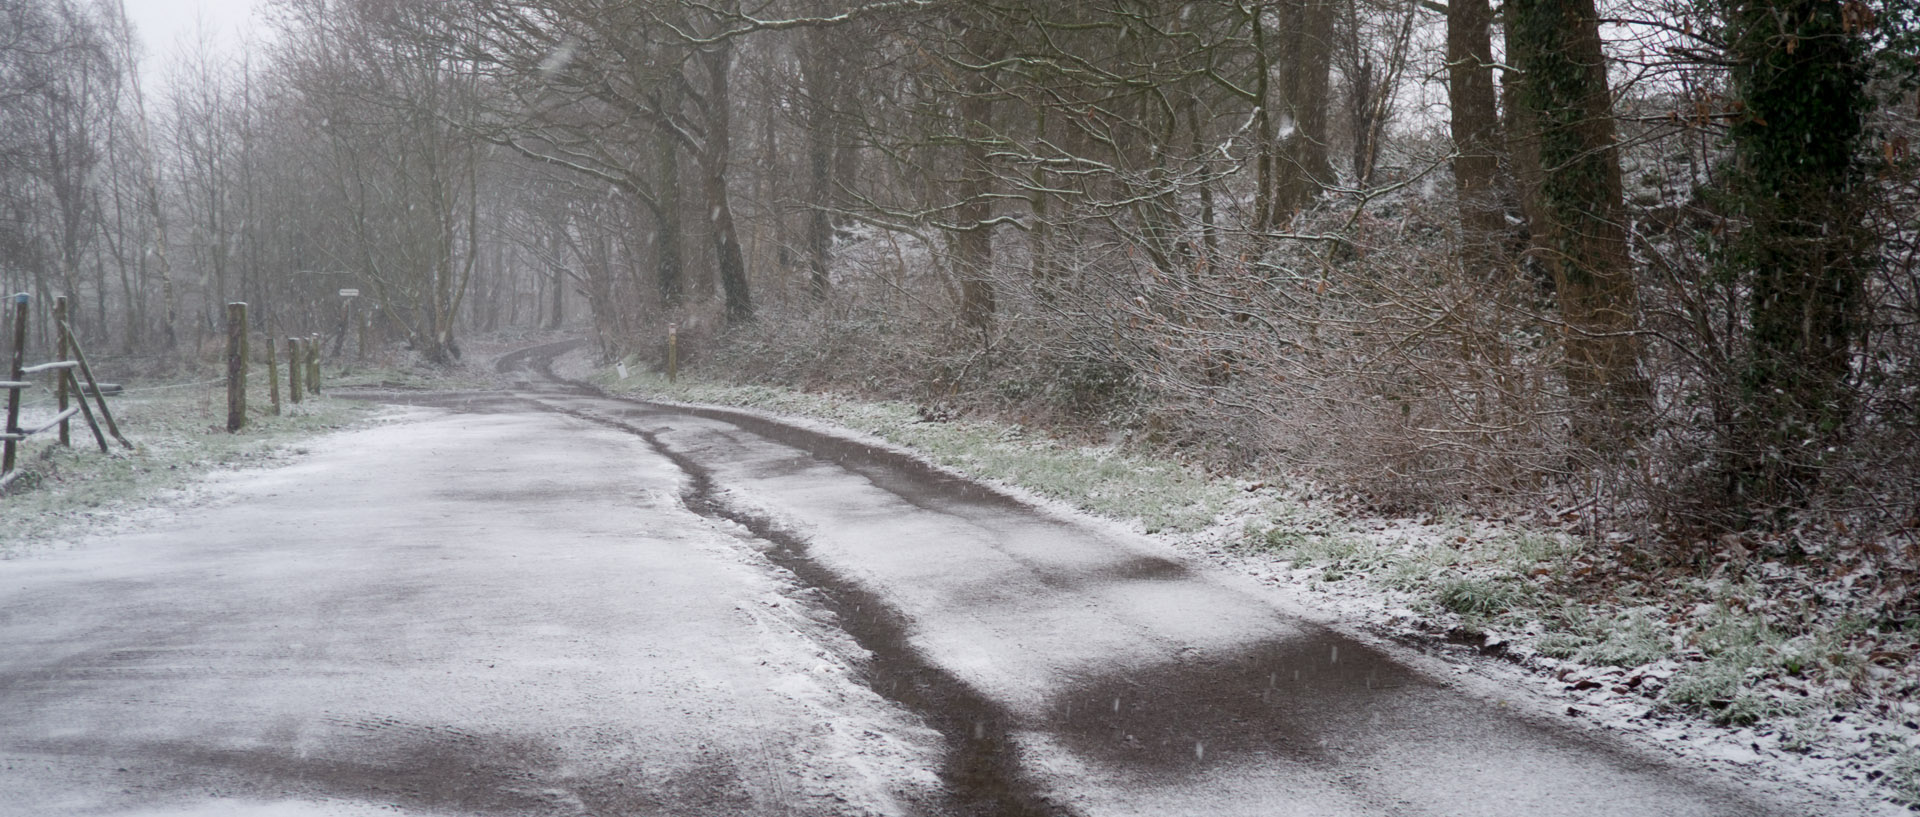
(1721, 0, 1873, 507)
(1448, 0, 1505, 273)
(800, 27, 842, 302)
(954, 24, 996, 332)
(698, 42, 753, 324)
(1274, 0, 1334, 219)
(1507, 0, 1644, 434)
(547, 224, 566, 330)
(654, 107, 686, 308)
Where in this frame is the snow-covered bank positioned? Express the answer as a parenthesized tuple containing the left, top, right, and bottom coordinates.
(0, 373, 377, 559)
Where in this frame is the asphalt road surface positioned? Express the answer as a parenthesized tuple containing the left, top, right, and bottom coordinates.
(0, 341, 1850, 816)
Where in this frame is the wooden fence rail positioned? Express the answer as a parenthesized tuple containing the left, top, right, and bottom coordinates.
(2, 294, 130, 492)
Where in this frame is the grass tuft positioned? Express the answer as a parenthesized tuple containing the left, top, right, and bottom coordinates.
(1577, 611, 1671, 668)
(1435, 577, 1526, 617)
(1887, 749, 1920, 809)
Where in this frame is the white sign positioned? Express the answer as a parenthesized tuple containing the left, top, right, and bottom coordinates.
(339, 288, 360, 297)
(616, 362, 630, 380)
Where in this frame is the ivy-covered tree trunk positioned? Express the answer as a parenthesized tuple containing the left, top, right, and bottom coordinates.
(1720, 0, 1874, 508)
(1507, 0, 1645, 438)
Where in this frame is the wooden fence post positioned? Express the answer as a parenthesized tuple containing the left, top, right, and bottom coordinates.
(53, 296, 69, 446)
(226, 303, 247, 432)
(265, 333, 281, 416)
(288, 337, 303, 404)
(668, 323, 679, 383)
(4, 293, 30, 473)
(307, 334, 321, 395)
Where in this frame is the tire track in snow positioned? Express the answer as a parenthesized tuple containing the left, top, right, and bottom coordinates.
(499, 340, 1067, 817)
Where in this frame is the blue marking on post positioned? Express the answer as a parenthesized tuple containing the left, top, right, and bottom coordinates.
(10, 293, 27, 305)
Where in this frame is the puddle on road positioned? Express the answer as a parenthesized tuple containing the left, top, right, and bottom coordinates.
(1044, 636, 1421, 776)
(31, 727, 759, 817)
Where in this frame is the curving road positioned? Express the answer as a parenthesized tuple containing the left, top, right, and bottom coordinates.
(0, 341, 1848, 816)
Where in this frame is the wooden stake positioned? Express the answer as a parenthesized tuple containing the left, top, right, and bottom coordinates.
(226, 303, 247, 432)
(288, 337, 303, 404)
(60, 368, 108, 453)
(307, 335, 321, 395)
(53, 296, 69, 446)
(58, 320, 131, 450)
(265, 333, 281, 416)
(3, 293, 27, 474)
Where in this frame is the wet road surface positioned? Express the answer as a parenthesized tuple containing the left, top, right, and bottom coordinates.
(0, 340, 1843, 816)
(0, 387, 943, 816)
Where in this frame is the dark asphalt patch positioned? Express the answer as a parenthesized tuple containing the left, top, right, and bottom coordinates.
(485, 342, 1070, 817)
(21, 730, 565, 815)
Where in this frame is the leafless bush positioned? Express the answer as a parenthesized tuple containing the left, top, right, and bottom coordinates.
(1067, 196, 1579, 510)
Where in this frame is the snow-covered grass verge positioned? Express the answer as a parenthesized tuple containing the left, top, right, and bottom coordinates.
(600, 360, 1919, 814)
(0, 371, 379, 558)
(1221, 510, 1919, 811)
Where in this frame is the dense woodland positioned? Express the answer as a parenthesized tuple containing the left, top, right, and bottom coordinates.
(3, 0, 1917, 557)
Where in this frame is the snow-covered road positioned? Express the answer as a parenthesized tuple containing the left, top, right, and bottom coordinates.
(0, 344, 1851, 815)
(0, 401, 943, 816)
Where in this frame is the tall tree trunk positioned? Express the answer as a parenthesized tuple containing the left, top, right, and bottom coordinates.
(1274, 0, 1334, 218)
(654, 112, 685, 308)
(1348, 50, 1377, 188)
(1030, 103, 1055, 292)
(1721, 0, 1873, 508)
(1250, 4, 1278, 233)
(1507, 0, 1644, 436)
(801, 27, 840, 302)
(1448, 0, 1505, 273)
(547, 224, 566, 330)
(954, 29, 996, 332)
(1187, 98, 1219, 271)
(698, 42, 753, 324)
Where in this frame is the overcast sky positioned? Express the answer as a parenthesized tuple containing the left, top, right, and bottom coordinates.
(122, 0, 264, 74)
